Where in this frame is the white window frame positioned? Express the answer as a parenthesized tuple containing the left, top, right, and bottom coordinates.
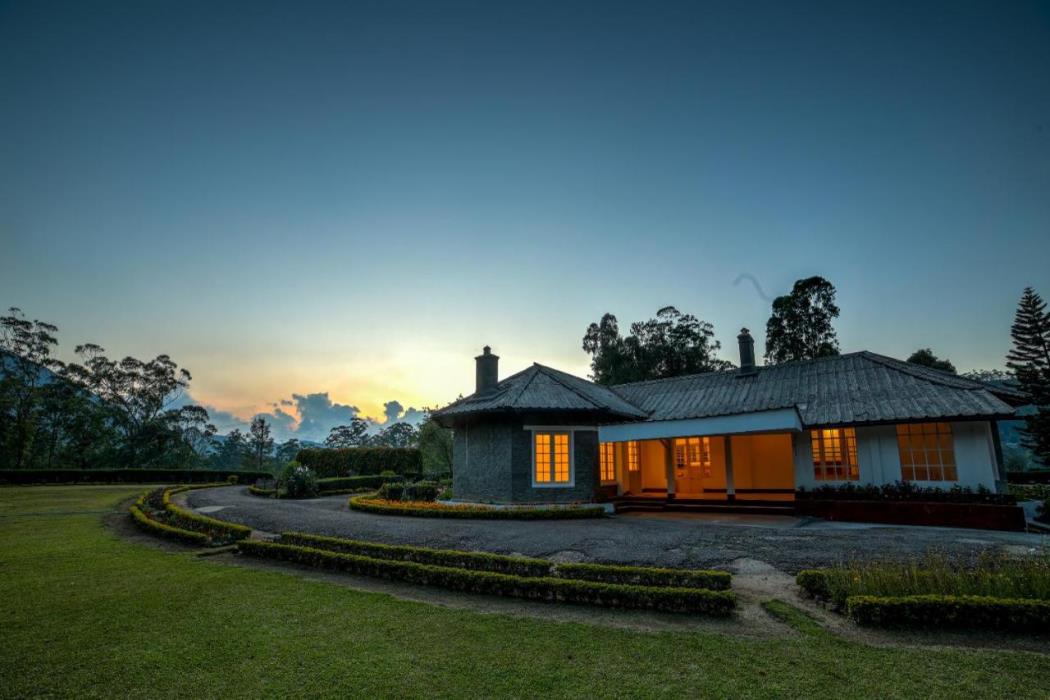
(599, 441, 617, 484)
(530, 429, 575, 488)
(810, 427, 859, 481)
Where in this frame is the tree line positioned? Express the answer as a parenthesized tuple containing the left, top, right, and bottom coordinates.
(582, 280, 1050, 468)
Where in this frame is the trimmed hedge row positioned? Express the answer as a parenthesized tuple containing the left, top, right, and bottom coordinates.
(295, 448, 421, 478)
(349, 495, 607, 520)
(161, 486, 251, 544)
(279, 532, 730, 589)
(238, 540, 736, 615)
(246, 475, 397, 498)
(796, 481, 1016, 505)
(0, 468, 272, 485)
(129, 503, 210, 546)
(248, 485, 276, 497)
(555, 562, 731, 591)
(846, 594, 1050, 631)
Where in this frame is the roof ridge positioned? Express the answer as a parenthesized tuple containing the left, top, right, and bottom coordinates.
(858, 351, 991, 391)
(532, 364, 607, 410)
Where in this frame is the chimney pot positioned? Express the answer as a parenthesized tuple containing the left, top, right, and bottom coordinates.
(475, 346, 499, 394)
(737, 327, 757, 376)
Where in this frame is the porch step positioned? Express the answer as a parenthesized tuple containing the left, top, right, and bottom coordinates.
(613, 497, 795, 516)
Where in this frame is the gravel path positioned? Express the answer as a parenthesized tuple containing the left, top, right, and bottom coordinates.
(188, 486, 1048, 574)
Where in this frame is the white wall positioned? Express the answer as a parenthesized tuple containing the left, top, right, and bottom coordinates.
(793, 421, 1000, 492)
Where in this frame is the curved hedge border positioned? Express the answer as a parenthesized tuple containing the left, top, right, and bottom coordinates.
(161, 486, 251, 544)
(846, 594, 1050, 631)
(349, 495, 607, 520)
(238, 540, 735, 615)
(129, 491, 210, 546)
(248, 485, 276, 497)
(280, 531, 730, 590)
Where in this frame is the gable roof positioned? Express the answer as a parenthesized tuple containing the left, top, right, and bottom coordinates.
(434, 351, 1018, 428)
(612, 351, 1017, 427)
(432, 363, 648, 420)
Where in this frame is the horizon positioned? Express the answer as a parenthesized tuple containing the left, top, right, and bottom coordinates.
(2, 1, 1048, 442)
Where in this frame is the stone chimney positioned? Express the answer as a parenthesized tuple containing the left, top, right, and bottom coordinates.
(475, 346, 499, 395)
(737, 328, 757, 376)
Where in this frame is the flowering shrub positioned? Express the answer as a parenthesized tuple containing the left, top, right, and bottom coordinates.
(278, 462, 319, 499)
(797, 481, 1015, 505)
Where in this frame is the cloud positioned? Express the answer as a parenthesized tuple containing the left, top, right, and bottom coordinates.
(180, 390, 424, 444)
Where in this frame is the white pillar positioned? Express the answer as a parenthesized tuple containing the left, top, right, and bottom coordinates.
(663, 439, 675, 497)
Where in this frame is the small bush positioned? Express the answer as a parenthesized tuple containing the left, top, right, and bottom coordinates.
(238, 540, 736, 615)
(226, 475, 239, 485)
(349, 495, 607, 520)
(796, 570, 832, 601)
(438, 488, 453, 500)
(278, 462, 319, 499)
(295, 447, 422, 478)
(377, 482, 406, 501)
(405, 480, 439, 502)
(846, 594, 1050, 631)
(379, 470, 401, 479)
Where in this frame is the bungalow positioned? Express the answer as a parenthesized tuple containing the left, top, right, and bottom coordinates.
(432, 330, 1021, 510)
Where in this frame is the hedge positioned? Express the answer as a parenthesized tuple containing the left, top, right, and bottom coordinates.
(161, 486, 251, 544)
(349, 495, 607, 520)
(278, 532, 730, 589)
(555, 562, 731, 591)
(238, 540, 736, 615)
(1006, 470, 1050, 485)
(846, 594, 1050, 631)
(295, 448, 422, 478)
(796, 481, 1016, 505)
(796, 570, 832, 601)
(129, 502, 210, 547)
(247, 475, 396, 498)
(0, 468, 271, 485)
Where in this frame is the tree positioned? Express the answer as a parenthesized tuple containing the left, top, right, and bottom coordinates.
(962, 368, 1012, 383)
(212, 429, 248, 469)
(373, 422, 419, 448)
(324, 417, 370, 448)
(583, 306, 731, 385)
(275, 438, 301, 463)
(417, 413, 452, 474)
(764, 276, 841, 364)
(906, 348, 956, 374)
(1005, 287, 1050, 465)
(247, 416, 274, 470)
(0, 308, 64, 469)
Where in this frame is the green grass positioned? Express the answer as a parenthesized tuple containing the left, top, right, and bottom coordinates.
(1, 487, 1048, 699)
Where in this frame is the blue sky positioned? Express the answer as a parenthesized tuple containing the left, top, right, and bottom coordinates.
(2, 1, 1048, 439)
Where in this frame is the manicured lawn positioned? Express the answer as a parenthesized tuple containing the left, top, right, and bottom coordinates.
(1, 487, 1048, 698)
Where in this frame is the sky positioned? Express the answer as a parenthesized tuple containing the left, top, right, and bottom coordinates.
(1, 1, 1048, 441)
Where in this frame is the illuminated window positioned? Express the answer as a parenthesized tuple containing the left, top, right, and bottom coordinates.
(811, 428, 859, 481)
(897, 423, 956, 481)
(674, 437, 711, 474)
(600, 442, 616, 483)
(627, 441, 640, 472)
(534, 432, 572, 485)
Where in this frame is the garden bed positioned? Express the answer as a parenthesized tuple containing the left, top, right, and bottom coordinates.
(238, 538, 735, 615)
(348, 495, 608, 519)
(796, 554, 1050, 632)
(795, 499, 1027, 531)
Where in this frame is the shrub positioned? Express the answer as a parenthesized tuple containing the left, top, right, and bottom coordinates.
(0, 468, 271, 485)
(248, 485, 276, 497)
(349, 495, 607, 520)
(376, 482, 406, 501)
(295, 448, 422, 478)
(405, 480, 439, 502)
(316, 475, 395, 493)
(238, 540, 736, 615)
(278, 462, 319, 499)
(438, 487, 452, 500)
(846, 594, 1050, 631)
(227, 475, 239, 485)
(379, 470, 401, 479)
(796, 481, 1016, 505)
(796, 554, 1050, 610)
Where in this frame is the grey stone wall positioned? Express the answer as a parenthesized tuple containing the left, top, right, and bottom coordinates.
(451, 412, 602, 504)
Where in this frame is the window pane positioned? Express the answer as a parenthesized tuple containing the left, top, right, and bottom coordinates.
(535, 434, 550, 482)
(554, 433, 570, 482)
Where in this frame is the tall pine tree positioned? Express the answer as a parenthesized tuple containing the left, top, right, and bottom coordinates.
(1006, 287, 1050, 466)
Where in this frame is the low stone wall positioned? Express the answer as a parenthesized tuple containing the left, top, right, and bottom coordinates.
(796, 499, 1027, 532)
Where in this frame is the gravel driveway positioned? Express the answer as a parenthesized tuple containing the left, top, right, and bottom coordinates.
(188, 486, 1048, 574)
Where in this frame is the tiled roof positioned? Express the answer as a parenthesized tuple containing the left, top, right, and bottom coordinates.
(612, 351, 1017, 427)
(434, 351, 1017, 427)
(433, 363, 649, 420)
